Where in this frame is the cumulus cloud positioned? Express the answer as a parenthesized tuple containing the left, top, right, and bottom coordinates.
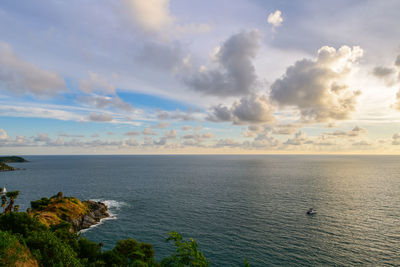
(267, 10, 283, 28)
(165, 129, 177, 139)
(208, 94, 275, 124)
(80, 71, 115, 95)
(373, 66, 397, 86)
(270, 45, 363, 122)
(284, 131, 312, 146)
(0, 42, 66, 97)
(154, 137, 167, 146)
(184, 30, 262, 96)
(77, 94, 133, 111)
(34, 133, 51, 142)
(88, 112, 113, 122)
(122, 0, 209, 35)
(0, 128, 9, 141)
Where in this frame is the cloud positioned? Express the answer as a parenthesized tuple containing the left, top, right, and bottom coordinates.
(284, 131, 312, 146)
(352, 140, 371, 146)
(77, 94, 133, 111)
(157, 109, 200, 121)
(270, 45, 363, 122)
(34, 133, 51, 142)
(267, 10, 283, 28)
(138, 42, 185, 71)
(272, 124, 299, 135)
(165, 129, 177, 139)
(208, 94, 275, 124)
(80, 71, 116, 95)
(124, 131, 140, 136)
(0, 42, 66, 97)
(122, 0, 210, 35)
(325, 126, 366, 137)
(372, 66, 397, 86)
(154, 137, 167, 146)
(58, 133, 85, 138)
(231, 94, 275, 124)
(215, 138, 242, 148)
(123, 0, 173, 32)
(0, 128, 9, 140)
(181, 125, 193, 131)
(88, 112, 113, 122)
(184, 30, 261, 96)
(395, 55, 400, 67)
(142, 128, 158, 135)
(392, 133, 400, 145)
(201, 132, 214, 139)
(152, 122, 169, 129)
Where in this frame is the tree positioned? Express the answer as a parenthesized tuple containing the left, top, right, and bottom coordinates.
(161, 232, 209, 267)
(3, 191, 19, 213)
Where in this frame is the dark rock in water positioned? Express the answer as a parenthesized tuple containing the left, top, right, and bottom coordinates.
(68, 200, 109, 232)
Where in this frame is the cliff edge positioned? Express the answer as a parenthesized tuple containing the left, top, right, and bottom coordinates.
(31, 192, 109, 232)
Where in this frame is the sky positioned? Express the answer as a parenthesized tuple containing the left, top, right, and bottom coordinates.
(1, 0, 400, 154)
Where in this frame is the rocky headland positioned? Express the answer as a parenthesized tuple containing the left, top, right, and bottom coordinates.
(31, 192, 109, 232)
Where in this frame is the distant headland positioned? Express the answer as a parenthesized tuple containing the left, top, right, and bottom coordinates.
(0, 156, 28, 172)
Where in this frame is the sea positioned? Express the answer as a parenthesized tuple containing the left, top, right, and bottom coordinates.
(1, 155, 399, 266)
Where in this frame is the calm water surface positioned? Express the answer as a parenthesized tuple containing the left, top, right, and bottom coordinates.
(1, 155, 399, 266)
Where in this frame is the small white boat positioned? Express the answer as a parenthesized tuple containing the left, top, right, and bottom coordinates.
(306, 208, 317, 215)
(0, 186, 6, 194)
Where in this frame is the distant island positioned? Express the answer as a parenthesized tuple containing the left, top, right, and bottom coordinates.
(0, 156, 28, 172)
(0, 156, 28, 163)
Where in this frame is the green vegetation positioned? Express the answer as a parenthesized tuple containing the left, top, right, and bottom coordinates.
(0, 156, 28, 163)
(0, 162, 15, 172)
(0, 191, 249, 266)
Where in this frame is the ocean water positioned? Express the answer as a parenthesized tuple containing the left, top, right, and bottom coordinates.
(1, 155, 399, 266)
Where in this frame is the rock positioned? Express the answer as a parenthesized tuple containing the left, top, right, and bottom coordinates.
(67, 200, 110, 232)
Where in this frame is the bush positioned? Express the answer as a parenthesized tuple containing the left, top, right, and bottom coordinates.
(161, 232, 209, 267)
(0, 230, 26, 266)
(30, 197, 51, 210)
(26, 230, 82, 267)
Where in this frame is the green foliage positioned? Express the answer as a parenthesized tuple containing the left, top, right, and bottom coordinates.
(0, 162, 15, 171)
(104, 238, 158, 267)
(161, 232, 210, 267)
(0, 212, 81, 266)
(26, 229, 83, 267)
(6, 191, 19, 200)
(0, 156, 28, 163)
(30, 197, 51, 210)
(78, 237, 102, 263)
(0, 212, 47, 237)
(0, 230, 26, 266)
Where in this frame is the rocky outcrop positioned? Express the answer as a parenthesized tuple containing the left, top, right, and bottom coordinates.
(68, 200, 109, 232)
(32, 193, 110, 232)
